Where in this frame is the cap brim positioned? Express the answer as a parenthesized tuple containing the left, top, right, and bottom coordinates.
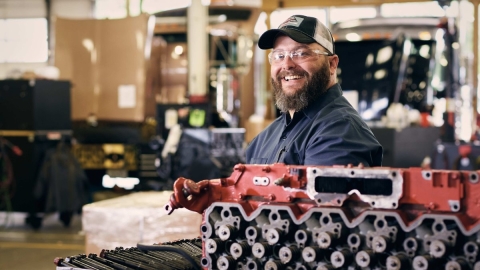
(258, 28, 317, 49)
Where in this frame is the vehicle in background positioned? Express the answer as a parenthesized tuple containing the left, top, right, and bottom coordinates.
(332, 16, 460, 133)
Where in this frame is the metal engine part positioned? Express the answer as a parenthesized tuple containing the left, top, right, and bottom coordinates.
(166, 163, 480, 269)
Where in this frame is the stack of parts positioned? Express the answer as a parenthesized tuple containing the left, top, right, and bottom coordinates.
(54, 238, 202, 270)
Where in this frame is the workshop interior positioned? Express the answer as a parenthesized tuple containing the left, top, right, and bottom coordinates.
(1, 0, 480, 269)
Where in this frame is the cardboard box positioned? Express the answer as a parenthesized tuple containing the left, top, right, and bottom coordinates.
(55, 14, 156, 122)
(82, 191, 202, 255)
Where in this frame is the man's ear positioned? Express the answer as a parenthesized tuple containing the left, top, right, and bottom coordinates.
(329, 55, 339, 71)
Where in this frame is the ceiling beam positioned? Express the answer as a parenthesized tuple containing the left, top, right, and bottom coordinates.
(262, 0, 432, 11)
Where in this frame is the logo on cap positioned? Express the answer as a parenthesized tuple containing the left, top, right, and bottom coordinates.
(279, 16, 304, 28)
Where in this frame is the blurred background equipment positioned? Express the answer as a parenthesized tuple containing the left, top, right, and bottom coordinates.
(155, 127, 245, 187)
(0, 79, 81, 229)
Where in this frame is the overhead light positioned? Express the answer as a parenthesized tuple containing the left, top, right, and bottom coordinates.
(174, 45, 184, 55)
(345, 33, 361, 42)
(418, 31, 431, 40)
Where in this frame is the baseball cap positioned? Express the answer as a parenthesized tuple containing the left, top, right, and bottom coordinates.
(258, 15, 335, 55)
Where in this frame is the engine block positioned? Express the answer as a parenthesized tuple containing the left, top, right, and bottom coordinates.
(165, 163, 480, 270)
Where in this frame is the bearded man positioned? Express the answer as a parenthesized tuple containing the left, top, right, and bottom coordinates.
(246, 15, 383, 167)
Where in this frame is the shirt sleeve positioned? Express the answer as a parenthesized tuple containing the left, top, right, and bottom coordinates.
(304, 116, 383, 167)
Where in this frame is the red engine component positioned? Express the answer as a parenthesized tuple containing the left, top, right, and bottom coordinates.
(166, 164, 480, 269)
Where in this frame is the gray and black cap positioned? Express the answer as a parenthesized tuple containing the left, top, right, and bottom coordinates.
(258, 15, 335, 55)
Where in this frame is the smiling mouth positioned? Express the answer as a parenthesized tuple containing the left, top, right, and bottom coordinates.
(284, 75, 303, 81)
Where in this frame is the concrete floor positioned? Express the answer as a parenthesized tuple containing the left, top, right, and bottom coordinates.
(0, 212, 85, 270)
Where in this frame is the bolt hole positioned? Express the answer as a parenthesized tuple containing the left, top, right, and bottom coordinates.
(271, 213, 278, 221)
(466, 243, 477, 253)
(377, 220, 385, 228)
(201, 225, 208, 233)
(392, 171, 397, 177)
(351, 171, 355, 175)
(392, 203, 397, 207)
(434, 223, 443, 232)
(322, 216, 330, 224)
(406, 239, 415, 249)
(201, 258, 209, 266)
(349, 235, 359, 245)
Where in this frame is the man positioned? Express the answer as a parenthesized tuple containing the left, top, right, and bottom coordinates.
(246, 15, 383, 167)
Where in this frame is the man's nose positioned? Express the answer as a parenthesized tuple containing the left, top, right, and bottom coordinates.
(281, 54, 296, 69)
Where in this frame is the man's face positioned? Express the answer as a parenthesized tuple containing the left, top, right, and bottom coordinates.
(270, 35, 337, 113)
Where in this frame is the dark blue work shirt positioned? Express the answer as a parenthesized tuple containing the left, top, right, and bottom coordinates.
(246, 84, 383, 166)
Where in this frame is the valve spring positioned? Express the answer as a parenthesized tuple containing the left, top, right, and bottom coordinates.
(218, 224, 238, 241)
(252, 242, 272, 259)
(429, 239, 451, 258)
(413, 255, 437, 270)
(266, 228, 286, 245)
(264, 260, 284, 270)
(372, 235, 392, 253)
(317, 231, 336, 249)
(330, 248, 353, 268)
(302, 246, 322, 263)
(386, 253, 411, 270)
(217, 255, 236, 270)
(205, 238, 223, 254)
(230, 241, 250, 259)
(278, 245, 301, 264)
(355, 250, 377, 267)
(445, 258, 470, 270)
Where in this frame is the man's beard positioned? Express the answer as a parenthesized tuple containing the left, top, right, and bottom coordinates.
(271, 62, 330, 113)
